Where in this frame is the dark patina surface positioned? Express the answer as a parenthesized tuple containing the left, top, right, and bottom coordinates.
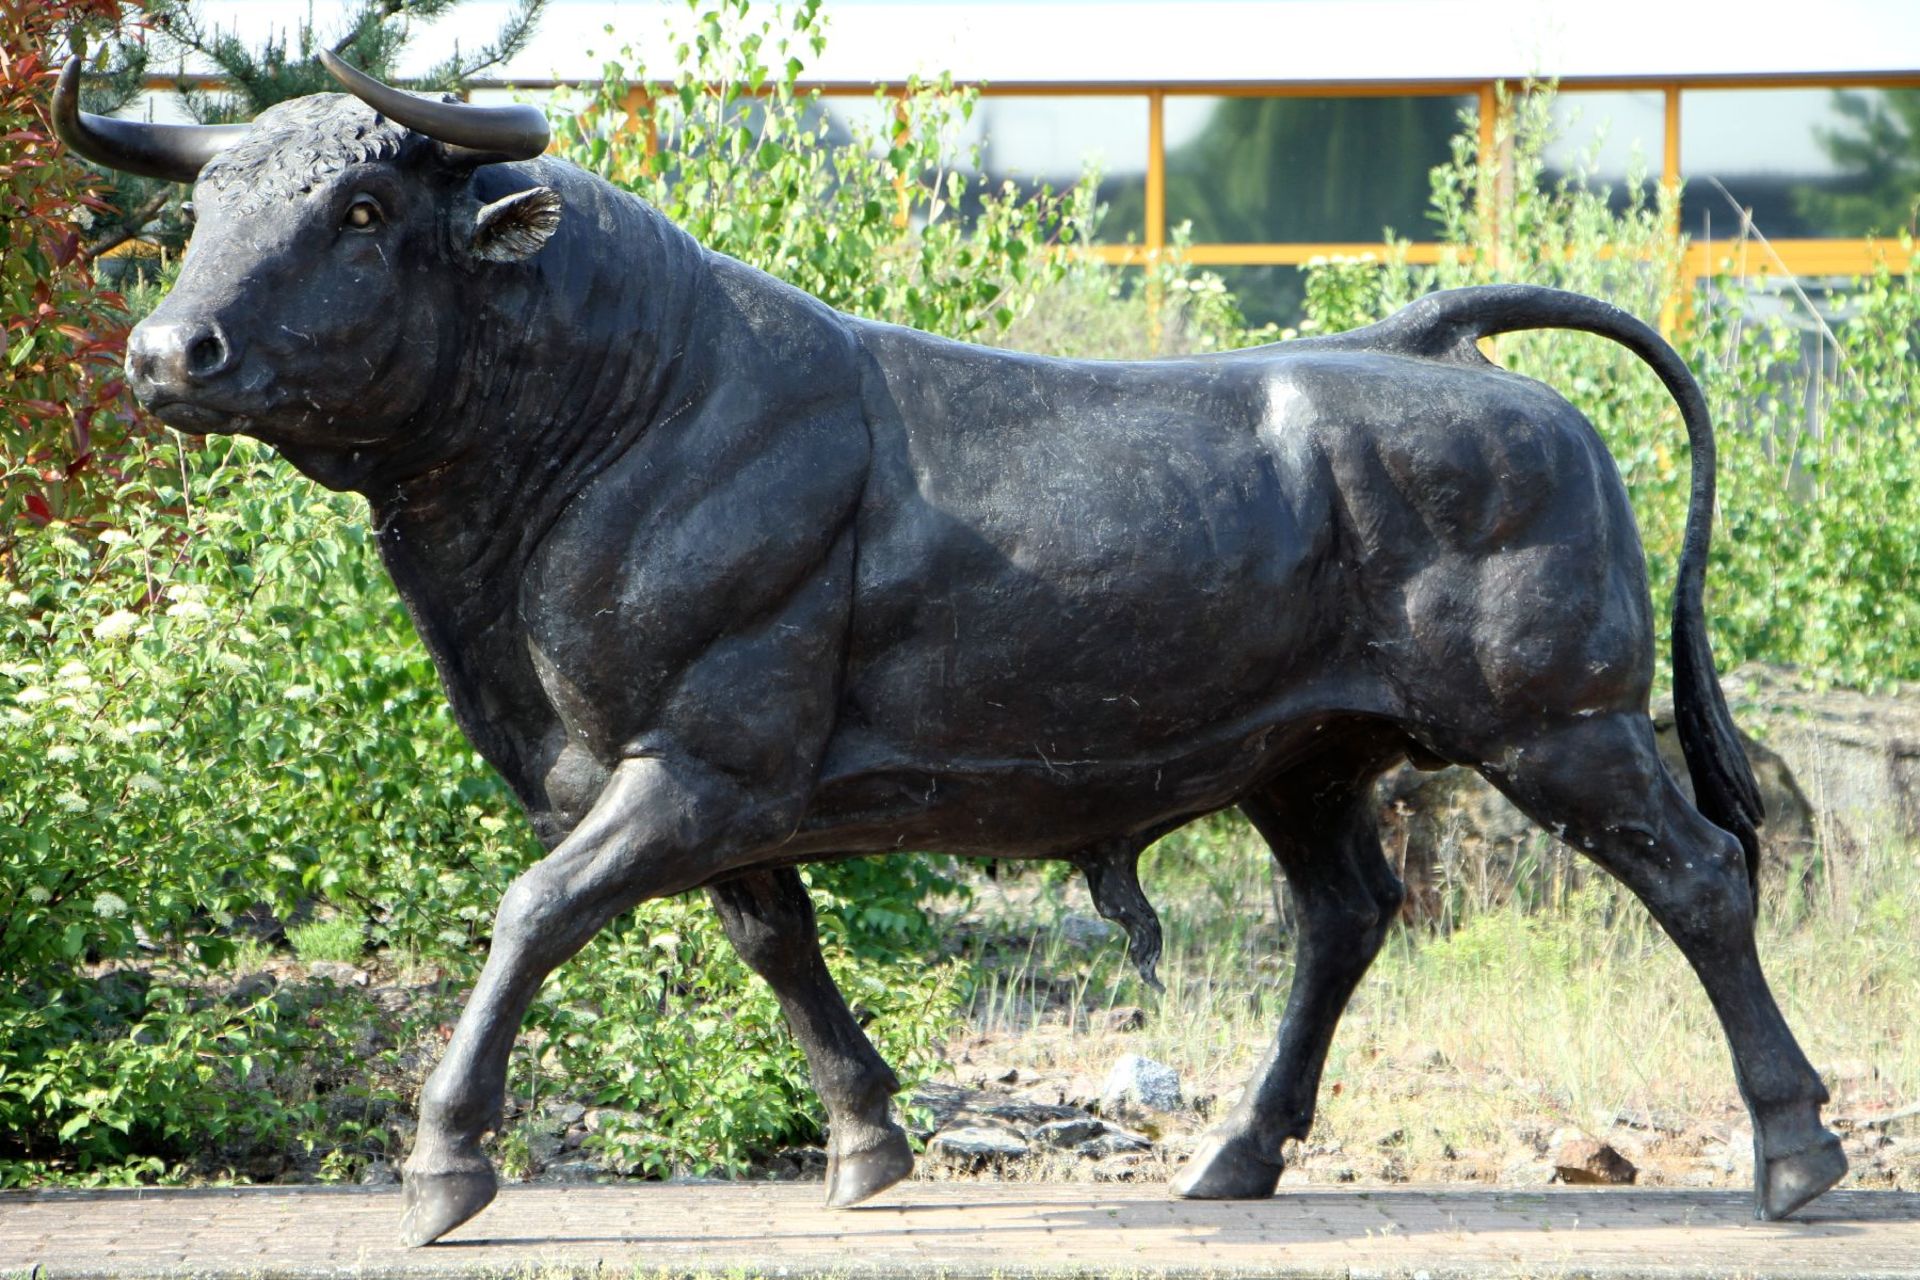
(55, 54, 1846, 1247)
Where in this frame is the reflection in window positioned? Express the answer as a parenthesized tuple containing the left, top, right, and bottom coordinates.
(948, 96, 1149, 242)
(1541, 90, 1662, 213)
(808, 94, 897, 153)
(1165, 95, 1470, 243)
(1682, 88, 1920, 239)
(1204, 265, 1309, 331)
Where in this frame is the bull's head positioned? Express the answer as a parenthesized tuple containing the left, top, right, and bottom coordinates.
(55, 53, 562, 474)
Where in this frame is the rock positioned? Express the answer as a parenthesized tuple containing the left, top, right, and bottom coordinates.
(758, 1152, 803, 1180)
(540, 1100, 588, 1132)
(1102, 1005, 1147, 1033)
(243, 1152, 288, 1180)
(1091, 1152, 1150, 1182)
(1033, 1118, 1104, 1149)
(1012, 1080, 1074, 1108)
(229, 972, 278, 1004)
(1101, 1054, 1182, 1113)
(585, 1107, 641, 1134)
(907, 1082, 976, 1134)
(1551, 1135, 1637, 1185)
(1610, 1105, 1688, 1135)
(927, 1125, 1031, 1166)
(973, 1099, 1081, 1129)
(358, 1159, 398, 1187)
(1717, 664, 1920, 845)
(305, 961, 370, 987)
(1061, 1075, 1104, 1110)
(787, 1146, 829, 1175)
(1501, 1156, 1557, 1187)
(537, 1159, 605, 1183)
(1074, 1126, 1152, 1159)
(526, 1130, 565, 1167)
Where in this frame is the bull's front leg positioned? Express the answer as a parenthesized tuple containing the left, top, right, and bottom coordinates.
(400, 754, 781, 1247)
(709, 868, 914, 1206)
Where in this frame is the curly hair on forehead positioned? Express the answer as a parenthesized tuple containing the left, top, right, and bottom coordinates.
(200, 93, 426, 212)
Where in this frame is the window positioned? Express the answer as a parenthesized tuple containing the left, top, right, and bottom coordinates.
(1541, 90, 1663, 213)
(953, 95, 1150, 242)
(1682, 88, 1920, 240)
(1165, 94, 1471, 243)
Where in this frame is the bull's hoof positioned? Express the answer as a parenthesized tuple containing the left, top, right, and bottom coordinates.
(1169, 1131, 1282, 1200)
(825, 1128, 914, 1208)
(1755, 1131, 1846, 1221)
(399, 1163, 498, 1247)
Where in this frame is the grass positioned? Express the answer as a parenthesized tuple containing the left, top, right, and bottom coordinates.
(953, 805, 1920, 1185)
(287, 916, 366, 966)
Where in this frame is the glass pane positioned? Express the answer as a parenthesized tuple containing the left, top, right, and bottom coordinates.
(1206, 265, 1308, 332)
(1542, 90, 1662, 213)
(949, 95, 1149, 242)
(1166, 95, 1470, 243)
(808, 94, 896, 152)
(1682, 87, 1920, 239)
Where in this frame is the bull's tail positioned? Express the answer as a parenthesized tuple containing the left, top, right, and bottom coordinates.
(1348, 284, 1765, 891)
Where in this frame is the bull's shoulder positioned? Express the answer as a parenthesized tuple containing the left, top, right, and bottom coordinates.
(516, 356, 869, 761)
(703, 253, 867, 399)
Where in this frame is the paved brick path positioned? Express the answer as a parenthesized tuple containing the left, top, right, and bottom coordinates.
(3, 1183, 1918, 1279)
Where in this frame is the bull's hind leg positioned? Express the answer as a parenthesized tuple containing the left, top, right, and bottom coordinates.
(1482, 712, 1844, 1220)
(708, 868, 913, 1207)
(1172, 765, 1403, 1199)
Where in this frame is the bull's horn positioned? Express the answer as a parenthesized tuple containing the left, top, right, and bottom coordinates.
(52, 57, 249, 183)
(318, 49, 548, 162)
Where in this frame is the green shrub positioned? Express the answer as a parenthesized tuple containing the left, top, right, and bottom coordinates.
(549, 0, 1079, 341)
(0, 440, 521, 1177)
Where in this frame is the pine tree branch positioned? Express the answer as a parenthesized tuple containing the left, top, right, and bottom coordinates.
(81, 189, 172, 263)
(332, 0, 408, 60)
(417, 0, 548, 88)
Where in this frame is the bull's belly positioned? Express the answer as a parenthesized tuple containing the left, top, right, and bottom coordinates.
(792, 673, 1395, 859)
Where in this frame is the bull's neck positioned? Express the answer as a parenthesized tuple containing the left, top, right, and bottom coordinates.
(363, 169, 709, 650)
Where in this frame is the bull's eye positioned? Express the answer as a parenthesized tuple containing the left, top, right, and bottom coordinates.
(344, 197, 383, 230)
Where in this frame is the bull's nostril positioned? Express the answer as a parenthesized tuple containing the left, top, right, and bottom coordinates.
(186, 332, 228, 376)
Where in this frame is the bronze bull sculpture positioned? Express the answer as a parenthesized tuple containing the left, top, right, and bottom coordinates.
(54, 52, 1845, 1245)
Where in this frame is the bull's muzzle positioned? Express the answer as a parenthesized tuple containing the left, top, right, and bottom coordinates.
(127, 318, 237, 412)
(126, 317, 250, 433)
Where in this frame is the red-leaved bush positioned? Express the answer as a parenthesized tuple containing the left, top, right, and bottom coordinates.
(0, 0, 150, 533)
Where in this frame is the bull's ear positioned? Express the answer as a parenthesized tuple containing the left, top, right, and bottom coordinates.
(469, 186, 562, 263)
